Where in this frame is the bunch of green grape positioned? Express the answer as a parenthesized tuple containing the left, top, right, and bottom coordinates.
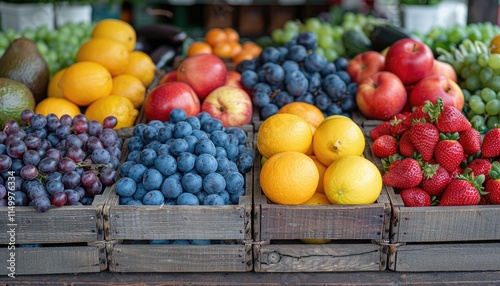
(437, 39, 500, 132)
(270, 12, 385, 62)
(0, 22, 94, 77)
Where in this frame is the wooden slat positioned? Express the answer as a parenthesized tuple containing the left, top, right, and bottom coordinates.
(108, 244, 251, 272)
(391, 242, 500, 272)
(0, 243, 106, 275)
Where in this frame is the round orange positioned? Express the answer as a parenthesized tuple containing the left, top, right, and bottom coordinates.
(224, 27, 239, 43)
(91, 18, 136, 52)
(260, 151, 319, 205)
(205, 28, 227, 47)
(278, 102, 325, 128)
(76, 37, 130, 76)
(309, 156, 328, 194)
(111, 74, 146, 108)
(213, 41, 233, 58)
(187, 41, 213, 57)
(242, 41, 263, 57)
(229, 41, 243, 58)
(124, 51, 156, 87)
(35, 97, 81, 119)
(47, 68, 66, 98)
(232, 50, 256, 64)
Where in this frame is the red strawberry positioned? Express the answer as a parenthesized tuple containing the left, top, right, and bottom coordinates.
(485, 161, 500, 204)
(400, 187, 431, 207)
(370, 121, 392, 140)
(402, 105, 430, 128)
(433, 102, 471, 133)
(465, 158, 492, 182)
(458, 128, 481, 155)
(448, 165, 463, 179)
(420, 163, 450, 197)
(390, 118, 410, 137)
(408, 121, 440, 162)
(383, 158, 423, 189)
(439, 170, 485, 206)
(399, 130, 415, 157)
(481, 128, 500, 158)
(372, 135, 398, 158)
(433, 133, 465, 173)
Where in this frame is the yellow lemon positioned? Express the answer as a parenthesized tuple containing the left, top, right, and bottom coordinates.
(91, 18, 136, 52)
(47, 68, 66, 98)
(124, 51, 156, 87)
(35, 97, 81, 119)
(84, 95, 139, 129)
(111, 74, 146, 108)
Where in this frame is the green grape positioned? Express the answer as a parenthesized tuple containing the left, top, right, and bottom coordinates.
(35, 41, 49, 57)
(469, 95, 486, 114)
(480, 67, 494, 84)
(332, 26, 343, 39)
(318, 36, 334, 49)
(284, 20, 300, 33)
(323, 49, 338, 62)
(460, 66, 471, 79)
(478, 53, 490, 67)
(470, 114, 486, 129)
(464, 53, 478, 66)
(462, 88, 472, 102)
(468, 27, 482, 42)
(448, 26, 467, 44)
(0, 33, 9, 49)
(467, 109, 478, 119)
(487, 116, 500, 129)
(488, 53, 500, 70)
(486, 99, 500, 115)
(36, 25, 50, 41)
(451, 60, 464, 74)
(5, 29, 20, 42)
(465, 75, 481, 92)
(305, 18, 322, 33)
(315, 47, 325, 57)
(488, 75, 500, 92)
(469, 62, 481, 75)
(318, 23, 333, 37)
(481, 87, 497, 102)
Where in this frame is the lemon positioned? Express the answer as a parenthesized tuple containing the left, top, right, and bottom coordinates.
(35, 97, 81, 119)
(84, 95, 139, 129)
(47, 68, 66, 98)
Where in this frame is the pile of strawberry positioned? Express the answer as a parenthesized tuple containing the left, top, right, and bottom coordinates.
(370, 98, 500, 207)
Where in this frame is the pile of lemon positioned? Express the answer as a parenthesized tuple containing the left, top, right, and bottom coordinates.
(36, 19, 156, 129)
(256, 102, 383, 214)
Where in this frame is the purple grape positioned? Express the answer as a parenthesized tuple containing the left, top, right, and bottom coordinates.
(58, 157, 77, 173)
(55, 124, 71, 139)
(65, 134, 84, 149)
(0, 154, 12, 171)
(85, 179, 102, 196)
(90, 148, 111, 165)
(33, 196, 50, 212)
(7, 139, 27, 159)
(0, 131, 6, 144)
(81, 170, 98, 187)
(61, 170, 81, 189)
(3, 120, 21, 135)
(59, 114, 73, 126)
(44, 148, 62, 161)
(30, 114, 47, 130)
(73, 120, 89, 134)
(72, 114, 88, 123)
(86, 136, 104, 153)
(0, 184, 6, 199)
(88, 120, 103, 136)
(51, 191, 67, 207)
(23, 133, 41, 150)
(38, 157, 58, 174)
(98, 130, 117, 148)
(26, 182, 48, 200)
(45, 179, 64, 195)
(99, 167, 117, 186)
(103, 116, 118, 129)
(65, 146, 86, 163)
(21, 109, 34, 124)
(64, 189, 80, 205)
(20, 165, 38, 180)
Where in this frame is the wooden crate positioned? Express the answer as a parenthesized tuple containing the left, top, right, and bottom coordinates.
(252, 138, 392, 272)
(0, 189, 112, 275)
(103, 125, 255, 272)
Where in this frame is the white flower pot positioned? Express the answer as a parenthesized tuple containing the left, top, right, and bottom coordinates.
(400, 4, 441, 34)
(55, 3, 93, 28)
(0, 2, 54, 32)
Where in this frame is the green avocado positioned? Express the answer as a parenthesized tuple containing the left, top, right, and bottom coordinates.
(0, 37, 49, 104)
(0, 77, 36, 127)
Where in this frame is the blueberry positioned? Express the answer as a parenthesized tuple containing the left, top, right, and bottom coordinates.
(252, 91, 271, 108)
(177, 152, 196, 173)
(241, 70, 259, 89)
(161, 177, 183, 199)
(210, 130, 229, 147)
(326, 104, 343, 116)
(230, 187, 245, 204)
(314, 92, 333, 111)
(147, 120, 165, 131)
(127, 136, 144, 152)
(186, 116, 201, 130)
(216, 156, 231, 176)
(142, 190, 164, 205)
(347, 82, 358, 96)
(277, 46, 288, 61)
(236, 58, 258, 73)
(296, 93, 315, 105)
(296, 32, 318, 51)
(171, 240, 190, 245)
(203, 194, 225, 205)
(282, 60, 300, 73)
(119, 196, 133, 205)
(285, 70, 308, 96)
(150, 240, 170, 244)
(341, 95, 356, 111)
(173, 121, 193, 139)
(271, 91, 294, 108)
(191, 130, 209, 140)
(203, 172, 226, 194)
(181, 173, 203, 194)
(126, 150, 141, 162)
(142, 168, 163, 191)
(259, 46, 280, 63)
(158, 126, 173, 143)
(334, 57, 349, 71)
(201, 118, 224, 134)
(263, 62, 285, 85)
(194, 138, 216, 156)
(133, 123, 147, 138)
(252, 82, 272, 95)
(336, 70, 351, 84)
(138, 148, 157, 167)
(184, 135, 198, 154)
(219, 190, 231, 205)
(304, 53, 327, 73)
(126, 199, 144, 205)
(127, 163, 148, 183)
(195, 154, 218, 175)
(115, 177, 137, 197)
(237, 153, 254, 174)
(215, 146, 227, 158)
(320, 61, 337, 77)
(170, 138, 188, 157)
(169, 108, 187, 123)
(195, 111, 212, 125)
(133, 183, 148, 200)
(155, 143, 171, 156)
(190, 240, 211, 245)
(308, 75, 322, 93)
(228, 160, 239, 173)
(142, 125, 159, 143)
(224, 143, 240, 161)
(286, 45, 308, 63)
(154, 153, 177, 176)
(176, 192, 199, 205)
(323, 74, 347, 101)
(195, 191, 208, 203)
(225, 171, 245, 194)
(239, 145, 255, 160)
(225, 128, 247, 145)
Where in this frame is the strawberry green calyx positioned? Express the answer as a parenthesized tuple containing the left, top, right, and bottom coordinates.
(489, 161, 500, 180)
(382, 153, 403, 173)
(439, 132, 459, 141)
(423, 97, 444, 123)
(457, 168, 487, 195)
(421, 162, 439, 179)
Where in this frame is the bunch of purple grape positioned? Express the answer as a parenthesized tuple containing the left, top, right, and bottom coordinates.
(0, 110, 123, 212)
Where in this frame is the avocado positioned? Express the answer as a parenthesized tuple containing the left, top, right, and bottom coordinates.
(0, 77, 36, 127)
(0, 37, 49, 104)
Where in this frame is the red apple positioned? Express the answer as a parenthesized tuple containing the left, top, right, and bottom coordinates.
(159, 70, 177, 85)
(177, 54, 227, 101)
(384, 38, 434, 85)
(144, 81, 201, 122)
(356, 71, 407, 120)
(409, 75, 464, 111)
(346, 51, 385, 83)
(201, 86, 252, 127)
(225, 70, 251, 96)
(426, 60, 457, 83)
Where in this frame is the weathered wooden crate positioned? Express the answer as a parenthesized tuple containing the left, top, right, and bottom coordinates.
(104, 125, 254, 272)
(363, 125, 500, 272)
(252, 138, 392, 272)
(0, 190, 111, 275)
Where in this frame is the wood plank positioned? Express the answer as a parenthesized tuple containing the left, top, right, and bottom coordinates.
(108, 244, 251, 272)
(391, 242, 500, 272)
(0, 243, 106, 275)
(257, 243, 384, 272)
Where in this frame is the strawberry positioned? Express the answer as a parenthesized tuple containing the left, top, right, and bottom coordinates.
(433, 133, 465, 173)
(431, 99, 471, 133)
(408, 121, 439, 162)
(400, 187, 431, 207)
(481, 127, 500, 158)
(399, 130, 415, 157)
(420, 163, 450, 197)
(390, 118, 409, 137)
(402, 105, 431, 128)
(438, 169, 485, 206)
(371, 135, 398, 158)
(383, 158, 423, 189)
(369, 121, 392, 141)
(465, 158, 492, 182)
(381, 154, 403, 173)
(458, 128, 481, 155)
(448, 165, 463, 179)
(485, 161, 500, 204)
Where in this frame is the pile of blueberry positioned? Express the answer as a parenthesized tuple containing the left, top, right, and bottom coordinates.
(116, 108, 254, 206)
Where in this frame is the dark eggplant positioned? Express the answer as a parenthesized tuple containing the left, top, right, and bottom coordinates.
(367, 24, 415, 52)
(135, 23, 188, 48)
(149, 45, 177, 70)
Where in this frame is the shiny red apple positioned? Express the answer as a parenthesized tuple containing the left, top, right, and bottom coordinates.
(201, 86, 252, 127)
(177, 54, 227, 101)
(159, 70, 177, 85)
(346, 51, 385, 84)
(426, 60, 457, 83)
(409, 75, 464, 111)
(225, 70, 251, 96)
(384, 38, 434, 85)
(356, 71, 407, 120)
(144, 81, 201, 122)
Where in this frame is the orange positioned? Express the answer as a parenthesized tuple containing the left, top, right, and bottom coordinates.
(47, 68, 66, 98)
(490, 34, 500, 53)
(229, 41, 243, 58)
(35, 97, 81, 119)
(111, 74, 146, 108)
(224, 27, 239, 43)
(205, 28, 227, 47)
(124, 51, 156, 87)
(305, 124, 316, 156)
(232, 50, 256, 64)
(213, 41, 233, 58)
(278, 101, 325, 128)
(187, 41, 213, 57)
(309, 156, 327, 194)
(91, 18, 136, 52)
(313, 116, 365, 166)
(323, 155, 382, 205)
(256, 113, 313, 159)
(84, 95, 139, 129)
(59, 61, 112, 106)
(260, 151, 319, 205)
(241, 41, 263, 57)
(300, 192, 332, 244)
(76, 37, 130, 76)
